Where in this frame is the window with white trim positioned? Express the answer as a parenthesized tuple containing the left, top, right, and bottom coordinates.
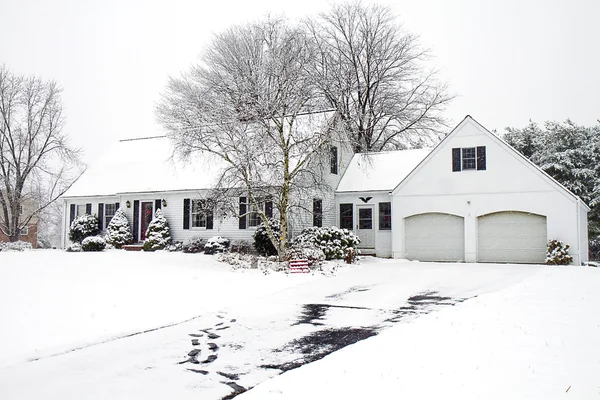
(462, 147, 476, 170)
(248, 200, 264, 228)
(19, 226, 28, 235)
(191, 199, 209, 228)
(104, 204, 116, 229)
(76, 204, 86, 216)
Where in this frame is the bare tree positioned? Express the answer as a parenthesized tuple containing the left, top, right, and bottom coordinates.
(306, 1, 453, 152)
(0, 65, 81, 242)
(158, 18, 339, 257)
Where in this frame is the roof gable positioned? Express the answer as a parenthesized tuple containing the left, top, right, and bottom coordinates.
(391, 116, 589, 210)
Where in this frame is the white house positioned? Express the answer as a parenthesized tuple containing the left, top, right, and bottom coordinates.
(61, 134, 353, 247)
(62, 116, 589, 265)
(336, 116, 589, 265)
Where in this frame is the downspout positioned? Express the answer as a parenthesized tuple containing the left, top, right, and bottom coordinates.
(61, 199, 67, 249)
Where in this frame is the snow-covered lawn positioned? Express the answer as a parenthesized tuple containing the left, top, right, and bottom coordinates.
(0, 250, 599, 399)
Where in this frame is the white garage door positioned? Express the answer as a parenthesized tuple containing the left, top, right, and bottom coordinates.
(478, 211, 547, 264)
(405, 213, 465, 262)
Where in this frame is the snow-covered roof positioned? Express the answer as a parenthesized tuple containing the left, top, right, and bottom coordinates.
(63, 136, 226, 198)
(337, 149, 431, 193)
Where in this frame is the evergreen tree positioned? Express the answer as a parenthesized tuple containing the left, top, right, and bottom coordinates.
(68, 214, 99, 243)
(105, 208, 133, 249)
(142, 209, 171, 251)
(505, 120, 600, 237)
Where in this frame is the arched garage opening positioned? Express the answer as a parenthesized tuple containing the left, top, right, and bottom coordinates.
(404, 213, 465, 262)
(477, 211, 547, 264)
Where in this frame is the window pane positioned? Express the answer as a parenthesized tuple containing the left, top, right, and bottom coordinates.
(340, 203, 353, 229)
(379, 202, 391, 230)
(330, 146, 338, 174)
(191, 199, 207, 228)
(313, 199, 322, 227)
(76, 205, 86, 216)
(358, 208, 372, 229)
(462, 147, 476, 170)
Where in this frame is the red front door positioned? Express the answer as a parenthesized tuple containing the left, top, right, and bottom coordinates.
(140, 202, 153, 240)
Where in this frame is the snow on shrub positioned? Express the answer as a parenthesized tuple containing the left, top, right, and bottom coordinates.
(230, 240, 254, 254)
(0, 240, 33, 251)
(105, 208, 132, 249)
(142, 209, 171, 252)
(81, 236, 106, 252)
(293, 226, 360, 260)
(284, 243, 325, 267)
(167, 241, 183, 252)
(253, 218, 280, 256)
(182, 237, 205, 253)
(65, 242, 82, 252)
(204, 236, 230, 254)
(546, 239, 573, 265)
(69, 214, 100, 243)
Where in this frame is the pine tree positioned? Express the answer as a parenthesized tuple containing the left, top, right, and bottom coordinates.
(142, 209, 171, 251)
(105, 208, 133, 249)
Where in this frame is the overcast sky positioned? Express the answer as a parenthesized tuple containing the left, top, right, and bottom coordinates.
(1, 0, 599, 164)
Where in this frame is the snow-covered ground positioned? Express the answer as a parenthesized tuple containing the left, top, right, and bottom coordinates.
(0, 250, 598, 399)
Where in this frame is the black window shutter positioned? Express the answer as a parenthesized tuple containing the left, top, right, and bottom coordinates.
(239, 197, 247, 229)
(86, 203, 92, 215)
(133, 200, 140, 242)
(98, 203, 104, 231)
(476, 146, 487, 170)
(452, 148, 461, 172)
(313, 199, 322, 227)
(206, 210, 213, 230)
(115, 202, 120, 210)
(155, 199, 161, 211)
(183, 198, 190, 230)
(265, 200, 273, 219)
(69, 204, 76, 225)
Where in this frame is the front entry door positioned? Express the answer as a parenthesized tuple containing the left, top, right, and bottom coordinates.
(356, 206, 375, 249)
(140, 202, 153, 240)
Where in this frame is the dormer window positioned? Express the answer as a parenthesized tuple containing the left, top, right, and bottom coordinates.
(452, 146, 486, 171)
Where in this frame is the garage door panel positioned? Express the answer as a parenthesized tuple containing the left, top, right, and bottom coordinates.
(478, 211, 546, 264)
(405, 213, 464, 262)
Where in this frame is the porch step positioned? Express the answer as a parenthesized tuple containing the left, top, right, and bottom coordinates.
(122, 244, 144, 251)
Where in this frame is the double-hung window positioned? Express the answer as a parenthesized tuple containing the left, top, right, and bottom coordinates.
(379, 202, 391, 230)
(452, 146, 486, 171)
(104, 204, 116, 228)
(191, 199, 209, 228)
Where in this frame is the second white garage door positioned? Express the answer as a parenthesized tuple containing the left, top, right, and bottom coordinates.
(405, 213, 465, 262)
(478, 211, 547, 264)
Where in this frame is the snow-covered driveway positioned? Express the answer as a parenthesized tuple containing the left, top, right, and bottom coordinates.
(1, 251, 591, 399)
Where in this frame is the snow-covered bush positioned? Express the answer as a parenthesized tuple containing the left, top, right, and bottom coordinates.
(344, 247, 358, 264)
(0, 240, 33, 251)
(293, 226, 360, 260)
(167, 241, 183, 252)
(230, 240, 254, 254)
(253, 218, 280, 256)
(69, 214, 99, 243)
(81, 236, 106, 252)
(204, 236, 230, 254)
(182, 237, 205, 253)
(284, 243, 325, 267)
(142, 209, 171, 252)
(65, 243, 82, 252)
(105, 208, 132, 249)
(546, 239, 573, 265)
